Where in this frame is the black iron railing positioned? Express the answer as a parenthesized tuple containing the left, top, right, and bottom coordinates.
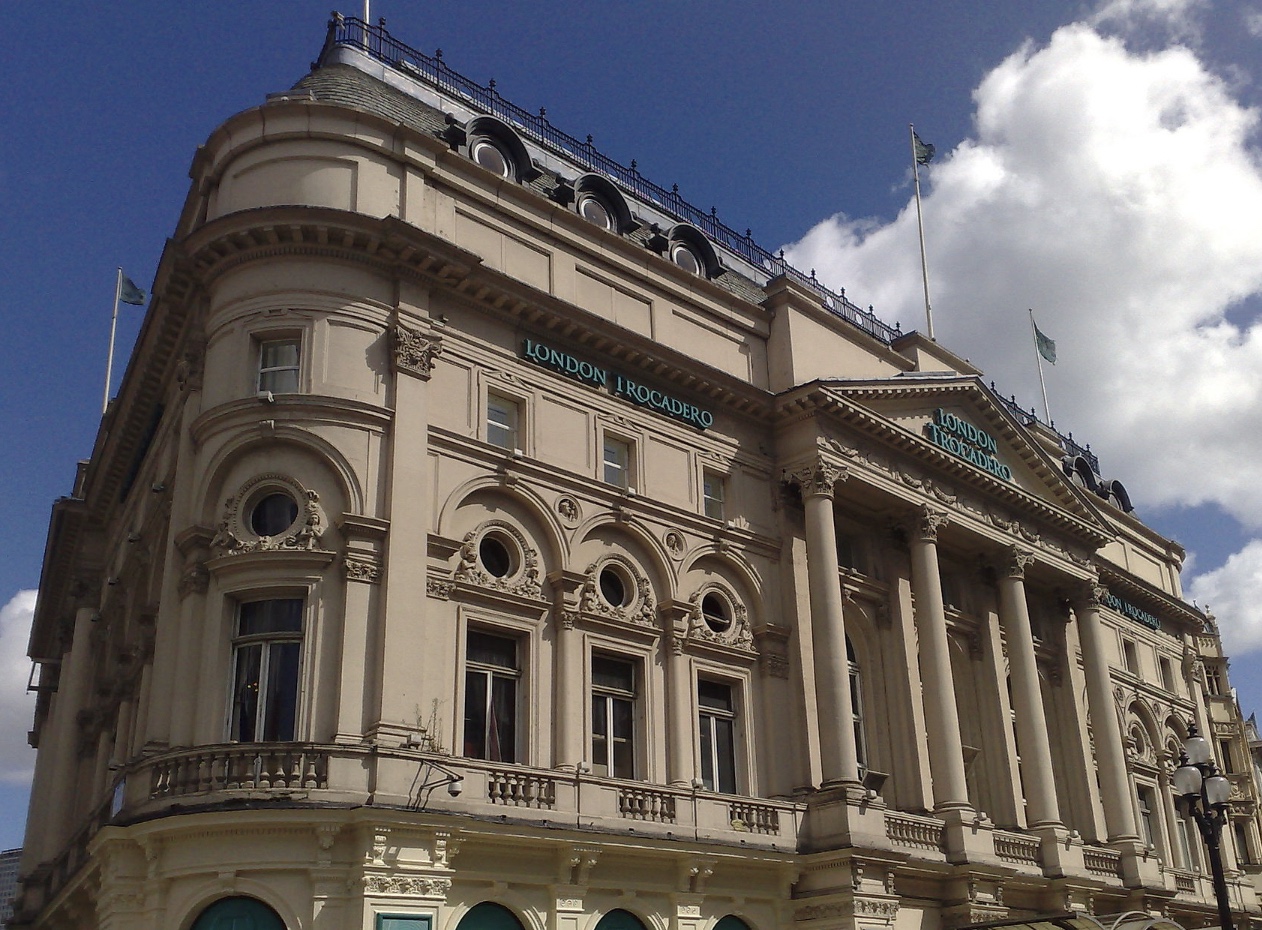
(320, 15, 903, 346)
(995, 391, 1100, 473)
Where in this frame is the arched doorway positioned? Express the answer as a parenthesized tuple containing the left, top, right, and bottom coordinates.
(714, 917, 750, 930)
(594, 910, 647, 930)
(456, 903, 526, 930)
(191, 897, 285, 930)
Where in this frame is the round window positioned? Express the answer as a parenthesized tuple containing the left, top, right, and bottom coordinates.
(250, 492, 299, 537)
(671, 242, 701, 275)
(599, 566, 629, 607)
(579, 194, 614, 230)
(472, 139, 511, 178)
(479, 534, 516, 578)
(701, 592, 731, 633)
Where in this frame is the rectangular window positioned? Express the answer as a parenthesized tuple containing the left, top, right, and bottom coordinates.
(698, 680, 737, 793)
(1176, 809, 1198, 870)
(1160, 656, 1176, 692)
(486, 392, 520, 451)
(1207, 664, 1224, 695)
(1137, 786, 1157, 850)
(258, 338, 300, 394)
(1235, 822, 1253, 865)
(1122, 639, 1139, 675)
(591, 655, 636, 778)
(603, 436, 632, 490)
(1220, 740, 1236, 774)
(463, 631, 519, 762)
(702, 471, 726, 521)
(230, 598, 303, 742)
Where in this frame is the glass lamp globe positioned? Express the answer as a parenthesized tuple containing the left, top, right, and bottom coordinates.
(1184, 734, 1212, 765)
(1204, 774, 1232, 807)
(1173, 763, 1204, 798)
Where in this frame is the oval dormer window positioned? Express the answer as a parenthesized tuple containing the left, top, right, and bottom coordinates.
(671, 242, 702, 275)
(579, 194, 614, 231)
(472, 138, 512, 178)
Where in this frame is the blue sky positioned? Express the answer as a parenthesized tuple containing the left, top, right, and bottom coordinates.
(2, 0, 1261, 849)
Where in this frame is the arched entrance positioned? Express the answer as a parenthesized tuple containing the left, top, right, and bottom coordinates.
(191, 897, 285, 930)
(456, 903, 526, 930)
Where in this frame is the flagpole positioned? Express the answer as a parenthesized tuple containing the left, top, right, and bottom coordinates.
(910, 124, 934, 340)
(1029, 309, 1052, 424)
(103, 267, 123, 415)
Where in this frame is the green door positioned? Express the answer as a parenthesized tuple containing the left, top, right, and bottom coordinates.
(456, 903, 525, 930)
(191, 897, 285, 930)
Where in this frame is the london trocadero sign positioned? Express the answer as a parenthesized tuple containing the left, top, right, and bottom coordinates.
(924, 408, 1013, 482)
(521, 338, 714, 430)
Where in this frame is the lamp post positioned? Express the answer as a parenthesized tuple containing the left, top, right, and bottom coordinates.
(1172, 722, 1235, 930)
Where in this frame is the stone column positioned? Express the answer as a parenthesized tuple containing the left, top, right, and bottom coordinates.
(994, 546, 1063, 829)
(336, 515, 388, 743)
(550, 570, 586, 770)
(792, 458, 860, 786)
(666, 625, 694, 786)
(906, 507, 970, 812)
(1075, 581, 1140, 844)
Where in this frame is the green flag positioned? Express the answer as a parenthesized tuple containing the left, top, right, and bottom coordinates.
(119, 274, 146, 306)
(913, 130, 935, 166)
(1034, 321, 1057, 364)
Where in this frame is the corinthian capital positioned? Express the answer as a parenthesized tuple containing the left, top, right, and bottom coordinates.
(392, 321, 443, 379)
(787, 458, 845, 499)
(912, 505, 949, 543)
(997, 546, 1035, 580)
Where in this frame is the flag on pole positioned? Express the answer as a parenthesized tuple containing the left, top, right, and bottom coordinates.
(119, 274, 147, 306)
(913, 131, 935, 165)
(1033, 321, 1057, 364)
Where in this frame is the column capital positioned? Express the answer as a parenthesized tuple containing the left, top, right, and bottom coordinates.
(995, 546, 1035, 580)
(1075, 579, 1110, 610)
(786, 457, 846, 499)
(391, 320, 443, 379)
(909, 505, 949, 543)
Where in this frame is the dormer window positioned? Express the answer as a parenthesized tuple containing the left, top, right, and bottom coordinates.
(578, 193, 614, 231)
(671, 242, 702, 275)
(472, 138, 512, 178)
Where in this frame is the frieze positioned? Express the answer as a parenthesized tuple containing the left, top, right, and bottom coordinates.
(363, 874, 452, 897)
(427, 579, 454, 600)
(391, 322, 442, 379)
(344, 556, 382, 584)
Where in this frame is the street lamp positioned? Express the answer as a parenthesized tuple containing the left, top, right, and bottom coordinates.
(1172, 722, 1235, 930)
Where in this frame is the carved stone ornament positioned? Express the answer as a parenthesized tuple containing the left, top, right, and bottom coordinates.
(556, 495, 581, 527)
(787, 458, 845, 499)
(344, 556, 382, 584)
(580, 557, 656, 628)
(686, 585, 755, 652)
(178, 561, 209, 598)
(391, 321, 442, 379)
(999, 546, 1035, 580)
(453, 520, 542, 599)
(913, 506, 949, 543)
(664, 530, 685, 559)
(211, 474, 327, 556)
(363, 874, 452, 897)
(759, 651, 790, 679)
(427, 579, 454, 600)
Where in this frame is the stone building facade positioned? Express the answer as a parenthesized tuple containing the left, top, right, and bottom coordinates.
(15, 15, 1262, 930)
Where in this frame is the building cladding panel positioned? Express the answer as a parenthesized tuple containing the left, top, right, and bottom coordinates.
(14, 14, 1262, 930)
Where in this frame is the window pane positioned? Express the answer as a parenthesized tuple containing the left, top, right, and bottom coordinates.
(592, 695, 609, 773)
(261, 342, 299, 369)
(603, 438, 629, 488)
(593, 657, 634, 693)
(698, 680, 732, 712)
(262, 641, 300, 740)
(231, 644, 263, 742)
(468, 631, 517, 669)
(700, 716, 715, 789)
(239, 599, 303, 636)
(260, 368, 299, 393)
(487, 394, 518, 450)
(715, 716, 736, 793)
(490, 676, 517, 763)
(464, 671, 488, 758)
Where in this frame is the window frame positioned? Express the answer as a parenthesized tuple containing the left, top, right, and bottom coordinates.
(602, 433, 634, 491)
(228, 597, 306, 743)
(697, 677, 738, 793)
(462, 627, 523, 763)
(486, 390, 522, 452)
(256, 335, 302, 395)
(590, 652, 639, 780)
(702, 470, 726, 522)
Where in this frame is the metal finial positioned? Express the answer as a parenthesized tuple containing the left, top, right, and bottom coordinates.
(489, 79, 496, 90)
(672, 183, 679, 195)
(435, 48, 443, 60)
(539, 107, 546, 118)
(745, 228, 752, 238)
(778, 249, 785, 260)
(586, 134, 593, 145)
(631, 159, 638, 171)
(811, 269, 817, 281)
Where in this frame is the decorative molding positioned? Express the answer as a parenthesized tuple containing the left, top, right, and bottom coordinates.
(363, 874, 451, 897)
(998, 546, 1035, 580)
(686, 585, 755, 653)
(210, 475, 327, 556)
(178, 561, 209, 597)
(392, 322, 442, 379)
(664, 530, 685, 559)
(427, 579, 454, 600)
(344, 556, 382, 584)
(580, 556, 656, 629)
(556, 495, 581, 527)
(453, 520, 543, 599)
(912, 506, 949, 543)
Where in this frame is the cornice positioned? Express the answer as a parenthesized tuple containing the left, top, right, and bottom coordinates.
(1095, 563, 1205, 633)
(190, 393, 393, 448)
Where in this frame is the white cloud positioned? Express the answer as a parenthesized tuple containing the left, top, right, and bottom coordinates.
(1091, 0, 1207, 41)
(1244, 7, 1262, 39)
(1188, 542, 1262, 653)
(0, 591, 36, 785)
(785, 20, 1262, 652)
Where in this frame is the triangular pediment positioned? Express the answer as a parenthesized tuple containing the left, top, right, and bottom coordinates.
(783, 374, 1114, 543)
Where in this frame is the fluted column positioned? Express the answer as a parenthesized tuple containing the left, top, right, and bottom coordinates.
(995, 547, 1062, 828)
(907, 507, 971, 812)
(1075, 581, 1140, 843)
(793, 458, 860, 786)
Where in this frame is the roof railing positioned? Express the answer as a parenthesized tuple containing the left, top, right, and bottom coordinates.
(322, 14, 902, 346)
(321, 14, 1103, 476)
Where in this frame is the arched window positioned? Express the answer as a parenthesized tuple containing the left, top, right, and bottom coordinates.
(456, 903, 525, 930)
(715, 917, 752, 930)
(847, 635, 866, 771)
(595, 911, 648, 930)
(191, 897, 285, 930)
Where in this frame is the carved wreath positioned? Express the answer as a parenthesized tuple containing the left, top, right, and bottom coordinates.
(579, 556, 656, 628)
